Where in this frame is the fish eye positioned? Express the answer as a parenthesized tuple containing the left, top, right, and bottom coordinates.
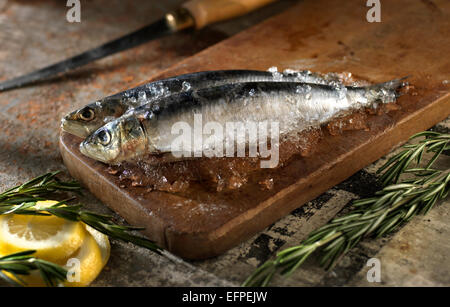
(79, 107, 95, 121)
(97, 129, 111, 146)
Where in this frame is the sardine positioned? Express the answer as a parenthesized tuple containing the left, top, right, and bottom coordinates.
(79, 79, 405, 164)
(61, 69, 335, 138)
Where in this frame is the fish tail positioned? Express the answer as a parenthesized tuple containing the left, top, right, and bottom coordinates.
(371, 76, 409, 92)
(365, 76, 409, 103)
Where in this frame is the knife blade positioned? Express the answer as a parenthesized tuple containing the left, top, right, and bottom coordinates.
(0, 0, 276, 92)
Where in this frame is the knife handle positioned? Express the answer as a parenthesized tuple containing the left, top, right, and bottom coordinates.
(182, 0, 277, 29)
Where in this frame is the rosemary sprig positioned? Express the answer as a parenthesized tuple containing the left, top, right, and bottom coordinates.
(0, 250, 67, 287)
(0, 172, 162, 254)
(15, 202, 162, 253)
(0, 171, 81, 208)
(243, 132, 450, 287)
(377, 131, 449, 185)
(0, 172, 194, 286)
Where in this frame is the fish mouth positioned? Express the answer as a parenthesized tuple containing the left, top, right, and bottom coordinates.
(61, 117, 93, 138)
(79, 140, 110, 164)
(79, 140, 89, 156)
(60, 118, 67, 130)
(79, 140, 94, 159)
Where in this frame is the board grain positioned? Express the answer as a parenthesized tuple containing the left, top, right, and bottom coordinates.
(60, 0, 450, 259)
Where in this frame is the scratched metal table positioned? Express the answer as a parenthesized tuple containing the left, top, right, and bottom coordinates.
(0, 0, 449, 286)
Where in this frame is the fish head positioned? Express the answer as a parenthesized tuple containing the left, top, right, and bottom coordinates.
(79, 115, 148, 164)
(61, 99, 124, 138)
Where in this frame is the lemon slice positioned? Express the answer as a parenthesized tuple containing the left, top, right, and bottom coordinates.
(85, 225, 110, 267)
(64, 233, 104, 287)
(2, 233, 105, 287)
(0, 201, 85, 262)
(0, 201, 109, 287)
(1, 231, 108, 287)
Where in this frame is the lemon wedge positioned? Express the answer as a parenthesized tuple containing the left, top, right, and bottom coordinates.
(0, 207, 85, 262)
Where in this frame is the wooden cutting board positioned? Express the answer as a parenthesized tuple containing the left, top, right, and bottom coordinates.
(60, 0, 450, 259)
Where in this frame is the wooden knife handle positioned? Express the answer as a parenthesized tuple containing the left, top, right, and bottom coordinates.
(182, 0, 277, 29)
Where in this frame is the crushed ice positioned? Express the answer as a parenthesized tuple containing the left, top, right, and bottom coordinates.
(181, 81, 192, 91)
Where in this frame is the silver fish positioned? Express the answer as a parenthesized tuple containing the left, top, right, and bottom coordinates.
(61, 69, 334, 138)
(79, 79, 405, 164)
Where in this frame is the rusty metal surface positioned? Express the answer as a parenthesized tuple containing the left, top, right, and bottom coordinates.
(0, 0, 295, 189)
(0, 0, 449, 287)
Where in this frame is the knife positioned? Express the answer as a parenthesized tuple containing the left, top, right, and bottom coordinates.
(0, 0, 276, 92)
